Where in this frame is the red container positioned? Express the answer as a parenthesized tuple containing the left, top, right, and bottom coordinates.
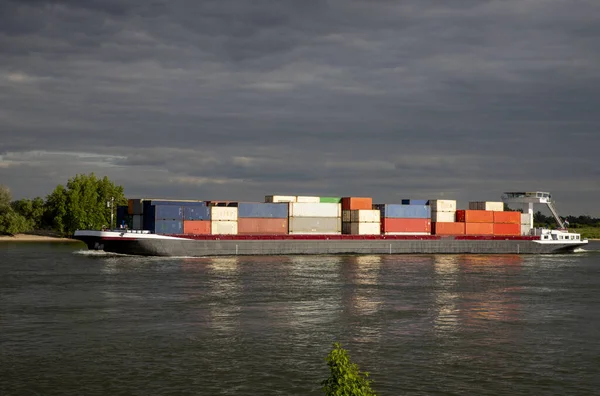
(238, 218, 288, 235)
(432, 222, 465, 235)
(381, 218, 431, 233)
(341, 197, 373, 211)
(493, 211, 520, 224)
(493, 223, 520, 236)
(456, 210, 494, 223)
(465, 223, 494, 235)
(183, 220, 211, 235)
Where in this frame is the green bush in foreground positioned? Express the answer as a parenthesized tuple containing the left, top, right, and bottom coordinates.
(322, 343, 377, 396)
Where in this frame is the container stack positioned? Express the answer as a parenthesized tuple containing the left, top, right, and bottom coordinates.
(183, 203, 211, 235)
(456, 209, 494, 235)
(492, 211, 521, 236)
(429, 200, 462, 235)
(468, 201, 504, 211)
(237, 203, 288, 235)
(140, 199, 206, 235)
(288, 200, 342, 234)
(265, 195, 297, 203)
(342, 209, 380, 235)
(374, 202, 431, 235)
(116, 205, 132, 229)
(127, 199, 145, 230)
(521, 213, 533, 236)
(210, 206, 238, 235)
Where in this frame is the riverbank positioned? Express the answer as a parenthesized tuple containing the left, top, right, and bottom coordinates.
(0, 234, 79, 243)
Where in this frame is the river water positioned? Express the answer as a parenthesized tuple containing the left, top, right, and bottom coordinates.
(1, 241, 600, 395)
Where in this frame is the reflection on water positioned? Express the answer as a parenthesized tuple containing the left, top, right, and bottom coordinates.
(433, 255, 461, 335)
(207, 257, 242, 334)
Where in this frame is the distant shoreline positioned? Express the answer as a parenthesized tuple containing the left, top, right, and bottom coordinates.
(0, 234, 80, 243)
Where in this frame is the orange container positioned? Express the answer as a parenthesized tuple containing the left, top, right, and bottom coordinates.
(493, 211, 520, 224)
(456, 210, 494, 223)
(432, 222, 465, 235)
(381, 218, 431, 233)
(465, 223, 494, 235)
(183, 220, 211, 235)
(238, 218, 288, 235)
(341, 197, 373, 211)
(128, 199, 134, 215)
(493, 223, 520, 236)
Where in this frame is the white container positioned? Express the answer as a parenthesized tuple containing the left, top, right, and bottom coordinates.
(342, 210, 351, 222)
(265, 195, 297, 203)
(211, 207, 238, 221)
(350, 210, 381, 223)
(521, 213, 532, 225)
(429, 200, 456, 212)
(521, 224, 532, 236)
(132, 214, 143, 230)
(431, 211, 456, 222)
(469, 201, 504, 211)
(384, 232, 430, 235)
(342, 222, 380, 235)
(289, 217, 341, 234)
(211, 221, 238, 235)
(295, 196, 320, 203)
(289, 203, 341, 218)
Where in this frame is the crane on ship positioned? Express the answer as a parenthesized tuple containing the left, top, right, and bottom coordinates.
(501, 191, 568, 230)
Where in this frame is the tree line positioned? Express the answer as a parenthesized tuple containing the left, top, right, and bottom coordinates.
(0, 173, 126, 236)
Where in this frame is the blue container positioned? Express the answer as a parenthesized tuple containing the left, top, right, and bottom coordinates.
(154, 219, 183, 234)
(116, 206, 128, 224)
(154, 204, 183, 220)
(374, 204, 431, 218)
(238, 203, 288, 218)
(184, 205, 211, 221)
(149, 200, 204, 206)
(401, 199, 429, 206)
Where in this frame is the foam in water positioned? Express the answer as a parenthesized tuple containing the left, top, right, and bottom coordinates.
(72, 249, 129, 257)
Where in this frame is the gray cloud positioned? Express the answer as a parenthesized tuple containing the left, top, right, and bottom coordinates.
(1, 0, 599, 215)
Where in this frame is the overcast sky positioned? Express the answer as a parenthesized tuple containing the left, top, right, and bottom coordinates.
(1, 0, 599, 215)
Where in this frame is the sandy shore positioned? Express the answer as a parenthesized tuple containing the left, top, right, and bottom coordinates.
(0, 234, 80, 243)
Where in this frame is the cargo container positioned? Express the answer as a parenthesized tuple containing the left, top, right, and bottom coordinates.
(296, 196, 320, 203)
(521, 224, 532, 236)
(128, 199, 144, 215)
(116, 206, 128, 225)
(205, 201, 238, 207)
(521, 213, 532, 225)
(465, 223, 494, 235)
(183, 220, 211, 235)
(342, 222, 380, 235)
(132, 215, 143, 230)
(341, 197, 373, 211)
(373, 204, 430, 219)
(432, 222, 465, 235)
(456, 210, 494, 223)
(265, 195, 296, 203)
(319, 197, 342, 203)
(428, 199, 457, 212)
(155, 219, 183, 234)
(431, 211, 456, 223)
(184, 205, 211, 221)
(469, 201, 504, 211)
(493, 211, 520, 224)
(211, 221, 238, 235)
(237, 218, 288, 235)
(380, 218, 431, 233)
(349, 209, 381, 223)
(493, 223, 520, 236)
(211, 207, 238, 221)
(146, 199, 204, 206)
(401, 199, 429, 205)
(155, 205, 184, 220)
(289, 203, 341, 218)
(237, 203, 288, 219)
(288, 217, 341, 234)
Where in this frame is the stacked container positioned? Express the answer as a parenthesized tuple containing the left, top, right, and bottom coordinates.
(288, 202, 341, 234)
(265, 195, 297, 203)
(342, 209, 380, 235)
(183, 204, 211, 235)
(141, 200, 206, 235)
(237, 203, 288, 235)
(429, 199, 461, 235)
(521, 213, 533, 236)
(469, 201, 504, 211)
(374, 203, 431, 235)
(456, 210, 494, 235)
(127, 199, 144, 230)
(492, 211, 521, 236)
(211, 206, 238, 235)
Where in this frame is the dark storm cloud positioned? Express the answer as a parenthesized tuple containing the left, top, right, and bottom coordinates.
(1, 0, 599, 215)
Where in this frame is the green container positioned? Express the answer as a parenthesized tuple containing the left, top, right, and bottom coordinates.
(319, 197, 342, 203)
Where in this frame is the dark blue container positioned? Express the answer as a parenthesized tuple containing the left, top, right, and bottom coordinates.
(154, 204, 183, 220)
(148, 200, 205, 206)
(401, 199, 430, 205)
(374, 204, 431, 218)
(237, 203, 288, 218)
(154, 219, 183, 234)
(184, 205, 211, 221)
(116, 206, 128, 225)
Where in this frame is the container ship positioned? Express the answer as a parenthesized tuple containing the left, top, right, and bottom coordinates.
(74, 191, 588, 256)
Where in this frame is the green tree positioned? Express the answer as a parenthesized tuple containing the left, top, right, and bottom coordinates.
(44, 173, 127, 235)
(0, 185, 31, 235)
(12, 197, 45, 229)
(322, 343, 377, 396)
